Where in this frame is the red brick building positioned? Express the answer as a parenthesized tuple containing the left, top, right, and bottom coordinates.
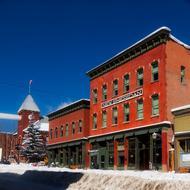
(47, 99, 90, 168)
(0, 132, 16, 161)
(86, 27, 190, 171)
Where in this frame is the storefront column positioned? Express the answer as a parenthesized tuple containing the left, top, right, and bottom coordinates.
(76, 146, 79, 166)
(162, 128, 168, 172)
(124, 137, 128, 170)
(114, 140, 118, 170)
(85, 141, 91, 169)
(68, 147, 71, 167)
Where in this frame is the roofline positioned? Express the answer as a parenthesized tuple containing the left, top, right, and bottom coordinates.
(171, 104, 190, 116)
(86, 27, 171, 79)
(47, 99, 90, 119)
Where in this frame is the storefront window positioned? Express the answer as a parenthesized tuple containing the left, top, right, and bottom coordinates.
(117, 139, 124, 168)
(180, 139, 190, 153)
(108, 142, 114, 167)
(128, 138, 136, 168)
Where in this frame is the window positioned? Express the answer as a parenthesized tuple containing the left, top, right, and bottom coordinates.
(151, 61, 159, 81)
(137, 68, 143, 87)
(124, 74, 129, 93)
(112, 107, 118, 124)
(72, 122, 75, 134)
(137, 99, 143, 119)
(50, 129, 53, 139)
(93, 113, 97, 129)
(60, 126, 64, 137)
(55, 127, 58, 138)
(102, 84, 107, 101)
(179, 139, 190, 153)
(66, 124, 69, 136)
(152, 94, 159, 116)
(102, 110, 107, 128)
(181, 66, 185, 83)
(113, 79, 118, 96)
(78, 120, 82, 133)
(124, 103, 130, 122)
(93, 89, 98, 104)
(128, 138, 136, 168)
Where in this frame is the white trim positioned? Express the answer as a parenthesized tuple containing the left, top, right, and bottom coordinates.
(0, 113, 21, 120)
(87, 27, 171, 74)
(171, 105, 190, 112)
(47, 137, 88, 146)
(175, 131, 190, 135)
(88, 121, 171, 139)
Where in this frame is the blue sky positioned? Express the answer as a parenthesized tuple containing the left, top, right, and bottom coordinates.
(0, 0, 190, 132)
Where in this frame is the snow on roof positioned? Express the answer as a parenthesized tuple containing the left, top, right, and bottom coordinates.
(87, 26, 171, 74)
(171, 104, 190, 113)
(18, 94, 40, 113)
(23, 117, 49, 132)
(48, 99, 90, 115)
(170, 34, 190, 50)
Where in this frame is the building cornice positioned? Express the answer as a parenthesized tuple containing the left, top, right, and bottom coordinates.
(86, 27, 170, 80)
(48, 99, 90, 120)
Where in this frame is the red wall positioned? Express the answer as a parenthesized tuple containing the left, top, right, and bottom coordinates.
(165, 40, 190, 122)
(17, 110, 40, 140)
(89, 44, 168, 137)
(48, 108, 90, 145)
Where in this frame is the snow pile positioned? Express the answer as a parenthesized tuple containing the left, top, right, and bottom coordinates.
(1, 164, 190, 190)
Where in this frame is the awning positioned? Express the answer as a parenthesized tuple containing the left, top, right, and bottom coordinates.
(125, 132, 134, 137)
(149, 128, 160, 133)
(106, 136, 114, 140)
(96, 137, 106, 142)
(114, 134, 124, 139)
(68, 141, 81, 146)
(89, 139, 96, 143)
(135, 129, 149, 135)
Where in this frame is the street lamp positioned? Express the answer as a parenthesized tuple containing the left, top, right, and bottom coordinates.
(152, 132, 161, 170)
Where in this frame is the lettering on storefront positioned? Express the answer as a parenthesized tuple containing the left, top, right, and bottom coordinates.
(102, 89, 143, 108)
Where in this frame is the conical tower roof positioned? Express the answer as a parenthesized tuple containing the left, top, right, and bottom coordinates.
(18, 94, 40, 113)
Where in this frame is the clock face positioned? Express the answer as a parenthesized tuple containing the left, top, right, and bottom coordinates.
(28, 114, 33, 120)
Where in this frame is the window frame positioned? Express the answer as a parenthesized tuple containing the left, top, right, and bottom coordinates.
(137, 68, 144, 87)
(137, 99, 144, 119)
(152, 94, 159, 116)
(124, 103, 130, 122)
(113, 79, 118, 97)
(112, 107, 118, 125)
(102, 110, 107, 128)
(151, 61, 159, 82)
(102, 84, 107, 101)
(93, 89, 98, 104)
(124, 74, 130, 93)
(93, 113, 97, 129)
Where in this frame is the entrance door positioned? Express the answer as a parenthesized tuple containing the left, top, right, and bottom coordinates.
(138, 135, 150, 170)
(91, 154, 99, 169)
(99, 148, 106, 169)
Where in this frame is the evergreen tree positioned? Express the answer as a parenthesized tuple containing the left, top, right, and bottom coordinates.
(21, 114, 46, 163)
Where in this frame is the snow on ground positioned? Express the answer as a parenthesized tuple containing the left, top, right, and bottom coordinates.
(1, 164, 190, 190)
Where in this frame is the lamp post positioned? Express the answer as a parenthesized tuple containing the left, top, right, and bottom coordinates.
(152, 132, 161, 170)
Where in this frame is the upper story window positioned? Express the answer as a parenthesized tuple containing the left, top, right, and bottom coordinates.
(152, 94, 159, 116)
(60, 126, 64, 137)
(102, 110, 107, 128)
(112, 107, 118, 125)
(78, 120, 82, 133)
(102, 84, 107, 101)
(93, 113, 97, 129)
(72, 122, 75, 135)
(50, 129, 53, 139)
(124, 103, 130, 122)
(124, 74, 130, 93)
(93, 89, 98, 104)
(181, 66, 186, 83)
(65, 124, 69, 136)
(55, 127, 58, 138)
(137, 68, 144, 87)
(137, 99, 143, 119)
(151, 61, 159, 81)
(113, 79, 118, 96)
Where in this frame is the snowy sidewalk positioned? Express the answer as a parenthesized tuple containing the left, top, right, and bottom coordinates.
(1, 164, 190, 190)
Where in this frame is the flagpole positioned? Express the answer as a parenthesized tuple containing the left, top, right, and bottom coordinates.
(29, 80, 32, 94)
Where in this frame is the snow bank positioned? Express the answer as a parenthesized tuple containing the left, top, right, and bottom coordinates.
(1, 164, 190, 190)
